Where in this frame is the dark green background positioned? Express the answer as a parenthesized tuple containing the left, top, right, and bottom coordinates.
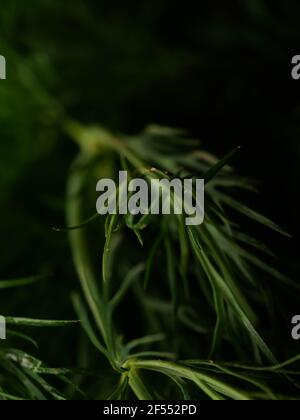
(0, 0, 299, 367)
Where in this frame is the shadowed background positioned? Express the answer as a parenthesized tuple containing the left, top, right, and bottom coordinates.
(0, 0, 299, 370)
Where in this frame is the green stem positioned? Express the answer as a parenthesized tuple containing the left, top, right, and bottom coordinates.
(66, 154, 117, 367)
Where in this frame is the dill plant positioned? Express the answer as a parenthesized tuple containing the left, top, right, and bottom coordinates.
(0, 0, 299, 402)
(64, 123, 300, 399)
(0, 122, 299, 400)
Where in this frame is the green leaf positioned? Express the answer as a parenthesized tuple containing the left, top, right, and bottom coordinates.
(72, 293, 109, 359)
(102, 214, 119, 283)
(216, 192, 292, 238)
(128, 369, 154, 400)
(164, 236, 179, 318)
(0, 275, 44, 289)
(53, 213, 100, 232)
(177, 216, 190, 299)
(204, 147, 241, 184)
(111, 264, 145, 309)
(133, 228, 144, 246)
(107, 376, 129, 400)
(6, 330, 38, 348)
(125, 359, 252, 400)
(125, 333, 165, 353)
(187, 226, 277, 364)
(144, 231, 164, 289)
(5, 318, 79, 327)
